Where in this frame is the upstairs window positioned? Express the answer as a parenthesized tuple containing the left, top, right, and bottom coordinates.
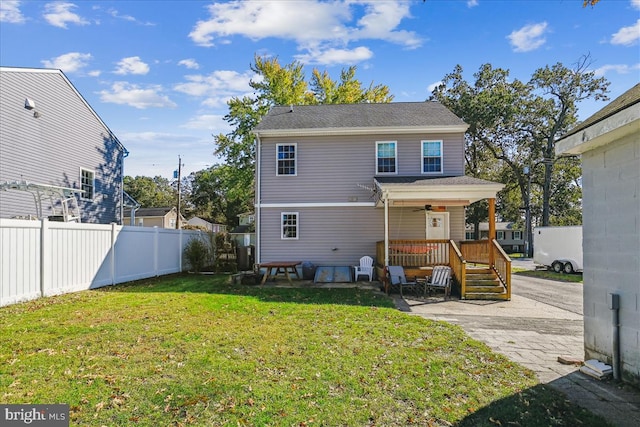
(376, 141, 397, 174)
(513, 231, 522, 240)
(281, 212, 299, 239)
(277, 144, 296, 176)
(80, 168, 94, 200)
(422, 140, 442, 173)
(497, 231, 505, 240)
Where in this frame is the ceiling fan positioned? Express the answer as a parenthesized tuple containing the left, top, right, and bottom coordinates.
(412, 204, 433, 212)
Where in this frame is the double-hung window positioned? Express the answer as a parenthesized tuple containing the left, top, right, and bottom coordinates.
(513, 231, 522, 240)
(497, 231, 505, 240)
(281, 212, 299, 239)
(80, 168, 94, 200)
(376, 141, 397, 174)
(422, 140, 443, 174)
(277, 144, 296, 176)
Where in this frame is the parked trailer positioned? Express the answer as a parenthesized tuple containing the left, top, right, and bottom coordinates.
(533, 226, 583, 273)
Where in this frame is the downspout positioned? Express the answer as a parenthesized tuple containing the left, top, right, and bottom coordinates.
(254, 133, 262, 267)
(120, 147, 129, 225)
(608, 293, 621, 380)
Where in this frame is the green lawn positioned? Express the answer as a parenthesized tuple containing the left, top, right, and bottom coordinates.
(0, 274, 605, 426)
(513, 268, 584, 283)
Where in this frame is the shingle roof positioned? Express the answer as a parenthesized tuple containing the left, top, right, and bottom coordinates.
(254, 101, 466, 132)
(559, 83, 640, 140)
(123, 207, 174, 217)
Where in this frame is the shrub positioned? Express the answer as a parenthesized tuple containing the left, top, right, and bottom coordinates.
(183, 235, 212, 273)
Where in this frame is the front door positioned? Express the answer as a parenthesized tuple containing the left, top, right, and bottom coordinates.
(426, 212, 449, 239)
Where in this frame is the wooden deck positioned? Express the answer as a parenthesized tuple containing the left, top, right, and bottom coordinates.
(376, 239, 511, 300)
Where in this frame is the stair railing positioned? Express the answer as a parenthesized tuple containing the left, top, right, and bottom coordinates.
(449, 240, 467, 298)
(491, 239, 511, 300)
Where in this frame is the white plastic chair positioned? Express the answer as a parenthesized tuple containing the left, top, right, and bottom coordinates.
(353, 256, 374, 281)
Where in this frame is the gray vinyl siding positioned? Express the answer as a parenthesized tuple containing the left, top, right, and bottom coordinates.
(0, 69, 123, 224)
(258, 206, 466, 266)
(259, 206, 384, 265)
(259, 133, 464, 204)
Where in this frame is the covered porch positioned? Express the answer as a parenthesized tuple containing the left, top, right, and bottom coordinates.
(374, 176, 510, 300)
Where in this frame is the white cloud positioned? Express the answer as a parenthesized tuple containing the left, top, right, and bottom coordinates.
(114, 56, 150, 75)
(98, 82, 177, 109)
(467, 0, 479, 7)
(611, 19, 640, 46)
(427, 81, 443, 94)
(633, 0, 640, 10)
(43, 2, 89, 29)
(593, 63, 640, 77)
(507, 22, 548, 52)
(295, 46, 373, 66)
(178, 59, 200, 70)
(188, 1, 420, 64)
(181, 114, 229, 131)
(41, 52, 92, 73)
(174, 70, 254, 108)
(104, 7, 154, 25)
(88, 70, 101, 77)
(0, 0, 25, 23)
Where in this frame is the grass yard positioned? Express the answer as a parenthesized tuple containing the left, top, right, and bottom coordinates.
(0, 274, 606, 426)
(513, 268, 584, 283)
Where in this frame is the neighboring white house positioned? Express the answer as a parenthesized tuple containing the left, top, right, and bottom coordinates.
(187, 216, 227, 233)
(465, 222, 525, 254)
(556, 83, 640, 386)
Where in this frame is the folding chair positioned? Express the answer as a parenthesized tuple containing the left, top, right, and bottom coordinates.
(424, 265, 452, 299)
(385, 266, 418, 297)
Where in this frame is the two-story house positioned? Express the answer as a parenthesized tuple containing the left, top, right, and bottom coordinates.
(253, 102, 508, 299)
(0, 67, 127, 224)
(466, 222, 525, 254)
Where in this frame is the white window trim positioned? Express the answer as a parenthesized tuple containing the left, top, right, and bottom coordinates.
(79, 167, 95, 201)
(421, 140, 443, 174)
(375, 141, 398, 175)
(276, 143, 297, 176)
(281, 211, 299, 240)
(497, 230, 505, 240)
(513, 231, 522, 240)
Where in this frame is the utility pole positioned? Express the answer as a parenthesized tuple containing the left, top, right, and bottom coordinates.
(176, 155, 182, 230)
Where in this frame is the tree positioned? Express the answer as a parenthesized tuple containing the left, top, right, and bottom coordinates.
(210, 54, 393, 225)
(123, 175, 176, 208)
(431, 58, 607, 253)
(528, 56, 609, 225)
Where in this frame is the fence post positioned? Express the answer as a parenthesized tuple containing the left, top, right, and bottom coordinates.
(40, 218, 49, 298)
(154, 226, 159, 276)
(111, 223, 117, 285)
(179, 228, 183, 272)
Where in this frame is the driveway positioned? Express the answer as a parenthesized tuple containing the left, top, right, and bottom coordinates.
(398, 272, 640, 427)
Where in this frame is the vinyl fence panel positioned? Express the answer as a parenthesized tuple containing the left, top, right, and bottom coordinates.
(1, 219, 206, 307)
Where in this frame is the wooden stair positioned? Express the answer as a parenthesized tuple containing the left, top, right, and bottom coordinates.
(462, 267, 509, 300)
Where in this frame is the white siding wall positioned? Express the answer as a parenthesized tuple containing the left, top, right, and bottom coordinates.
(581, 134, 640, 384)
(0, 219, 201, 307)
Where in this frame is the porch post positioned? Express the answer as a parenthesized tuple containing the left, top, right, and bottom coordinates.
(488, 197, 496, 266)
(384, 193, 389, 266)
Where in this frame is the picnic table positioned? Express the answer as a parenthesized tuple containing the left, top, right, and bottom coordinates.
(259, 261, 302, 285)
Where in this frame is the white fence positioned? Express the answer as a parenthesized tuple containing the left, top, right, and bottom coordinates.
(0, 218, 203, 307)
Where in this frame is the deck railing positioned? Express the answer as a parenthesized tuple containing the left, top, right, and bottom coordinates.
(491, 239, 512, 300)
(459, 240, 489, 264)
(377, 238, 510, 299)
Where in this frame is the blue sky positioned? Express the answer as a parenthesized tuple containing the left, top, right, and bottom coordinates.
(1, 0, 639, 180)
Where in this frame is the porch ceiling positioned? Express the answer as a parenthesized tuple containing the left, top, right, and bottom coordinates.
(374, 176, 505, 207)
